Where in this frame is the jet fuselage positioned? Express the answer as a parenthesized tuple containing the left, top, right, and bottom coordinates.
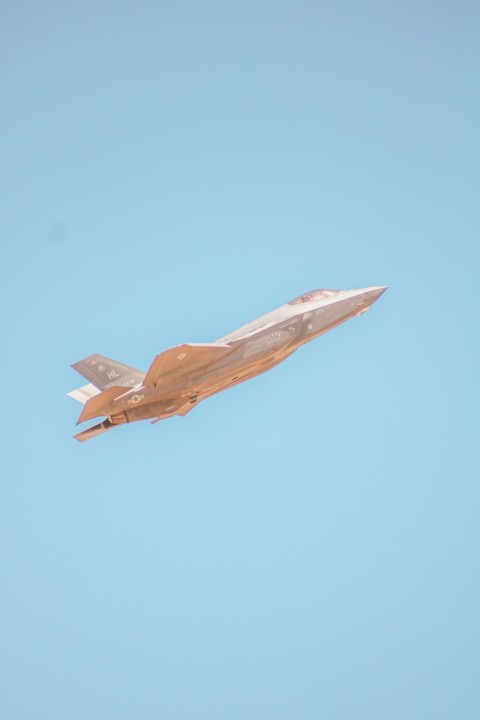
(70, 286, 386, 440)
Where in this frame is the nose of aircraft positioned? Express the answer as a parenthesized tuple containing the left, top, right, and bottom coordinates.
(364, 286, 388, 303)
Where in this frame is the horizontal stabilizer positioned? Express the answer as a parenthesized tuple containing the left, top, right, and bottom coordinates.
(68, 383, 101, 405)
(72, 354, 144, 391)
(77, 385, 127, 425)
(144, 343, 232, 387)
(74, 419, 114, 442)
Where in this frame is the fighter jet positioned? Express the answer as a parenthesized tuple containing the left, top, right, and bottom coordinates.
(69, 286, 387, 441)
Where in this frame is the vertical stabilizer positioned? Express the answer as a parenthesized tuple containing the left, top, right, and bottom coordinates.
(71, 354, 144, 391)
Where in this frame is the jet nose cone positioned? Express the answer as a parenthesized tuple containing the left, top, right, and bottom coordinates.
(365, 286, 388, 303)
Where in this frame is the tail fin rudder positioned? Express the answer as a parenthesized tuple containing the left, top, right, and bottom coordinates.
(71, 354, 144, 391)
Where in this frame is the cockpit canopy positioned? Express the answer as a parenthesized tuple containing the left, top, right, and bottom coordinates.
(288, 289, 340, 305)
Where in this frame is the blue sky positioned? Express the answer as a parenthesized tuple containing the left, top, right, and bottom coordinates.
(1, 1, 479, 718)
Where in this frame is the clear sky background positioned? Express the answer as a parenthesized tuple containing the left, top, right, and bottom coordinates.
(1, 1, 479, 718)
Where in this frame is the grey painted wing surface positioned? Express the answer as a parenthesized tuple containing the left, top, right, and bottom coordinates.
(71, 354, 144, 391)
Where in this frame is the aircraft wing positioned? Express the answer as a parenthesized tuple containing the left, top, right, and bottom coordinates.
(143, 343, 233, 387)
